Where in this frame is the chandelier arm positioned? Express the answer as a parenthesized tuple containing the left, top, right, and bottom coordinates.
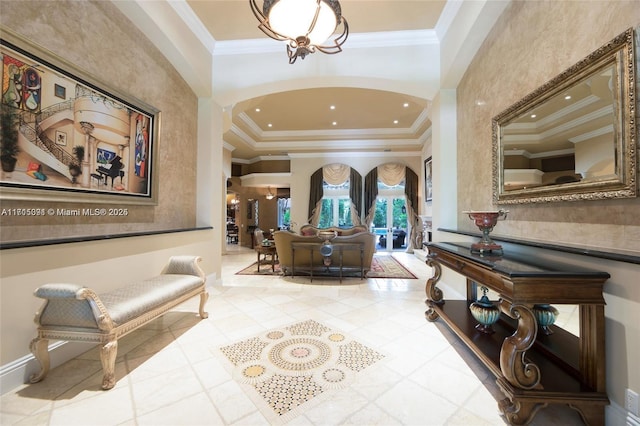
(314, 18, 349, 54)
(304, 1, 323, 38)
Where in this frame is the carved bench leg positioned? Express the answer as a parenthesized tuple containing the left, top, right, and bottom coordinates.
(199, 291, 209, 319)
(29, 337, 50, 384)
(100, 339, 118, 390)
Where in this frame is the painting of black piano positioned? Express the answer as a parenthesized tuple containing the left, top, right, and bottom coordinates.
(0, 36, 158, 205)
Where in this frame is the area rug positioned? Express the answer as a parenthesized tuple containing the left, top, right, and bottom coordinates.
(366, 255, 417, 279)
(217, 319, 386, 424)
(236, 254, 417, 279)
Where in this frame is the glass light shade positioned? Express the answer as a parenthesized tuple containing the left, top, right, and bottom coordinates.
(268, 0, 337, 45)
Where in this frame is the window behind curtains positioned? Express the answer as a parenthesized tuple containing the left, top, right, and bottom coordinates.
(317, 181, 352, 228)
(309, 163, 362, 228)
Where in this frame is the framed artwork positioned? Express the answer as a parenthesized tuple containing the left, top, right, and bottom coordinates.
(54, 83, 66, 99)
(55, 130, 67, 146)
(424, 157, 433, 201)
(0, 30, 159, 205)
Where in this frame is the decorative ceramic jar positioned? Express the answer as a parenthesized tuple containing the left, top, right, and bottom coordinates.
(532, 304, 559, 335)
(320, 241, 333, 266)
(469, 286, 500, 334)
(463, 210, 509, 254)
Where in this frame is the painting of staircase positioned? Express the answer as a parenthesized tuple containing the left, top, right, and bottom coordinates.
(1, 37, 156, 202)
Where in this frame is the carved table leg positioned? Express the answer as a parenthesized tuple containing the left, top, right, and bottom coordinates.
(199, 291, 209, 319)
(425, 258, 443, 321)
(29, 337, 50, 383)
(499, 301, 542, 390)
(100, 339, 118, 390)
(499, 397, 547, 425)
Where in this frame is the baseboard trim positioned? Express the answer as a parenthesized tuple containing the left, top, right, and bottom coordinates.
(0, 340, 93, 395)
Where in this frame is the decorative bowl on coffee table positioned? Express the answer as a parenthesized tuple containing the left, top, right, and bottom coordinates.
(463, 210, 508, 254)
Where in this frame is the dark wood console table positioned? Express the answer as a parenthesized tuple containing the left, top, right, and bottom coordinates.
(291, 242, 364, 283)
(425, 242, 609, 425)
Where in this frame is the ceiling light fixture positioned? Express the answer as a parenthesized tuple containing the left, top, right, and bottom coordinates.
(250, 0, 349, 64)
(266, 187, 275, 200)
(230, 194, 240, 210)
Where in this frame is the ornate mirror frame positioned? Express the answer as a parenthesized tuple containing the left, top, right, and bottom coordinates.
(492, 28, 637, 204)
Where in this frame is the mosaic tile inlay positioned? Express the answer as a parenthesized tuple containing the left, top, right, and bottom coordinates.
(218, 319, 385, 422)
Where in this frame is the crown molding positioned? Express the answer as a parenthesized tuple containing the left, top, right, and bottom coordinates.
(236, 107, 431, 140)
(287, 151, 420, 159)
(213, 29, 438, 56)
(168, 0, 216, 54)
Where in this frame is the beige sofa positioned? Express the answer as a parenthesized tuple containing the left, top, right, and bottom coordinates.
(299, 224, 369, 236)
(273, 228, 376, 279)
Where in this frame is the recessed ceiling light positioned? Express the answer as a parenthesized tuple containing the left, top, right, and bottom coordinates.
(255, 108, 260, 112)
(393, 120, 399, 124)
(330, 105, 336, 110)
(267, 123, 272, 128)
(531, 114, 537, 118)
(332, 121, 337, 126)
(403, 103, 409, 108)
(565, 95, 572, 100)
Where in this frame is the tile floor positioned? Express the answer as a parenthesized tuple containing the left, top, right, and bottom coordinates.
(1, 245, 585, 425)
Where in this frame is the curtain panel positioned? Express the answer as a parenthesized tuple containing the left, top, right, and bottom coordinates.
(308, 168, 324, 223)
(404, 166, 421, 251)
(350, 167, 362, 224)
(363, 168, 378, 226)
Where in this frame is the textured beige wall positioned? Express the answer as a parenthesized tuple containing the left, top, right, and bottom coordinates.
(0, 0, 199, 244)
(457, 0, 640, 253)
(0, 0, 214, 379)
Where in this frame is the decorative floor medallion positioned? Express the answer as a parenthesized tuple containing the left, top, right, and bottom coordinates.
(218, 319, 385, 423)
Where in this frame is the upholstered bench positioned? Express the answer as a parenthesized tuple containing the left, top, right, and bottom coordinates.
(29, 255, 209, 390)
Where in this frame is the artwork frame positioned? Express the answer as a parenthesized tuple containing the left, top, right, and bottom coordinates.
(424, 157, 433, 202)
(0, 29, 159, 205)
(54, 83, 65, 99)
(55, 130, 67, 146)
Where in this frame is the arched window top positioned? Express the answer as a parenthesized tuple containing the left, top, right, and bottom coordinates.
(377, 163, 406, 187)
(323, 163, 350, 185)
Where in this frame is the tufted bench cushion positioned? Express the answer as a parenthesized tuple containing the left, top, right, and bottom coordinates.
(29, 255, 209, 390)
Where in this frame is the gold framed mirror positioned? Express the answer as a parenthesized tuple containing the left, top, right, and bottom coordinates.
(492, 28, 636, 204)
